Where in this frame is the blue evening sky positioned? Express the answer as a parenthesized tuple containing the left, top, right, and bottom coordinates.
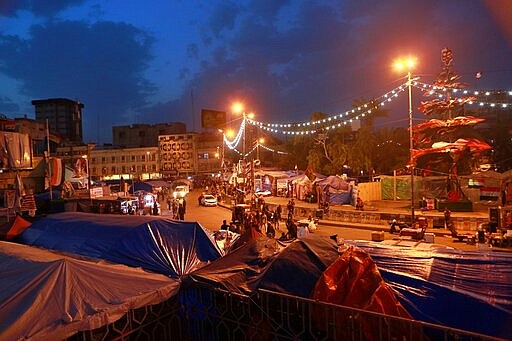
(1, 0, 511, 143)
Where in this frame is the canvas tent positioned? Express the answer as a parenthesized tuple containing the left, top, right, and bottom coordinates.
(315, 175, 352, 205)
(0, 241, 180, 341)
(17, 212, 222, 278)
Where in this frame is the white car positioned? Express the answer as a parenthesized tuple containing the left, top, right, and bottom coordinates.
(201, 194, 218, 206)
(173, 185, 189, 198)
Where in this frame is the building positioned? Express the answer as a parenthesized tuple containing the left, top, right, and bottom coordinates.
(158, 133, 197, 177)
(90, 146, 159, 181)
(113, 123, 186, 148)
(32, 98, 84, 144)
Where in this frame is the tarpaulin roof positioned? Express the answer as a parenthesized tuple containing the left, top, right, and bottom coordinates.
(349, 240, 512, 339)
(315, 175, 351, 191)
(0, 241, 180, 341)
(186, 236, 342, 297)
(17, 212, 222, 278)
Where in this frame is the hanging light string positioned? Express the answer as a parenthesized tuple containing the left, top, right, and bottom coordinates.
(246, 82, 410, 135)
(412, 81, 511, 108)
(224, 117, 245, 149)
(257, 142, 288, 154)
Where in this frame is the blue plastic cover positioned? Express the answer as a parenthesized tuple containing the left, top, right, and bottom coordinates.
(17, 212, 222, 278)
(350, 240, 512, 339)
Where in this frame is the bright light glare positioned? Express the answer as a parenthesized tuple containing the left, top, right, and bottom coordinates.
(231, 102, 244, 113)
(258, 137, 265, 144)
(247, 112, 255, 119)
(225, 129, 235, 138)
(394, 57, 416, 71)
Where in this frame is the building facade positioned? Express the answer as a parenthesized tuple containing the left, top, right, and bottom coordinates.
(113, 123, 186, 148)
(32, 98, 84, 144)
(90, 146, 159, 181)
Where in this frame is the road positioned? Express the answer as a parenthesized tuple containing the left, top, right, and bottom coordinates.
(177, 190, 502, 252)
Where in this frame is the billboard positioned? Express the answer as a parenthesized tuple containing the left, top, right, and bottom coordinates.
(201, 109, 226, 129)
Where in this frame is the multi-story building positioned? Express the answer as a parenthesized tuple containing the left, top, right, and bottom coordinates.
(90, 146, 159, 181)
(113, 123, 186, 148)
(32, 98, 84, 144)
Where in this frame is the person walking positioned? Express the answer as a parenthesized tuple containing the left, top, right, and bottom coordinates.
(178, 198, 186, 220)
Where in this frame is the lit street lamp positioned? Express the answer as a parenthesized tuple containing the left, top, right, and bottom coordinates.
(231, 102, 254, 162)
(81, 154, 90, 191)
(394, 56, 417, 224)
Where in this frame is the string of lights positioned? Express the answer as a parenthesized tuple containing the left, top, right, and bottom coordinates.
(413, 81, 511, 108)
(247, 83, 410, 135)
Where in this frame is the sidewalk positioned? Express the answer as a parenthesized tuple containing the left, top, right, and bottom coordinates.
(219, 195, 493, 238)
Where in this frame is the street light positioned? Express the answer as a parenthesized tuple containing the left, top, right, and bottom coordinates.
(231, 102, 254, 162)
(394, 56, 417, 224)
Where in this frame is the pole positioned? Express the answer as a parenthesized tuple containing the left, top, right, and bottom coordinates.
(408, 71, 415, 223)
(46, 119, 53, 200)
(242, 113, 246, 162)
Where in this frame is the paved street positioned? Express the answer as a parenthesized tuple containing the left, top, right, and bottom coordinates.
(171, 189, 509, 253)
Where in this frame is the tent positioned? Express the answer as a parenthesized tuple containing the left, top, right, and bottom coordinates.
(0, 241, 179, 341)
(315, 175, 352, 205)
(350, 240, 512, 339)
(17, 212, 222, 278)
(186, 236, 340, 297)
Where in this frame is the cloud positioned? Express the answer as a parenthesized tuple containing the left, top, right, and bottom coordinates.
(0, 0, 86, 17)
(0, 96, 20, 113)
(0, 19, 156, 143)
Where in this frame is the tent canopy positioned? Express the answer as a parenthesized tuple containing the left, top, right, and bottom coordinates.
(17, 212, 222, 278)
(0, 241, 179, 341)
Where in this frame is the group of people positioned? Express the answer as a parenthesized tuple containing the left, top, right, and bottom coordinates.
(165, 196, 187, 220)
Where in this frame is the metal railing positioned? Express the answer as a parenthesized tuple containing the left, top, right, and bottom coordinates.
(68, 286, 504, 341)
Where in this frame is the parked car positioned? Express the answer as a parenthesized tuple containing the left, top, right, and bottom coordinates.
(201, 194, 218, 207)
(173, 185, 189, 198)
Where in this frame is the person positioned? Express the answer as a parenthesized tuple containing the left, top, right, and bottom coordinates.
(178, 198, 186, 220)
(266, 222, 275, 238)
(276, 205, 282, 222)
(356, 197, 364, 210)
(444, 208, 451, 229)
(298, 221, 310, 238)
(286, 218, 297, 239)
(389, 219, 398, 234)
(152, 200, 159, 215)
(307, 215, 317, 232)
(167, 197, 171, 210)
(220, 219, 230, 230)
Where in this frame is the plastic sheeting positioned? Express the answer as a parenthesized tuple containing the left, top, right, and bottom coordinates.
(186, 236, 341, 297)
(349, 240, 512, 339)
(0, 241, 180, 341)
(315, 176, 352, 204)
(17, 212, 222, 278)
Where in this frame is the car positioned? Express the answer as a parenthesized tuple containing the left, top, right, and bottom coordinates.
(201, 194, 218, 206)
(173, 185, 189, 198)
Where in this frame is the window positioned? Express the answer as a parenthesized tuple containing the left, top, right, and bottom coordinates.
(131, 155, 135, 161)
(111, 156, 115, 162)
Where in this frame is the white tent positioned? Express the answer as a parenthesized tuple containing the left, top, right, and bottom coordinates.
(0, 241, 180, 340)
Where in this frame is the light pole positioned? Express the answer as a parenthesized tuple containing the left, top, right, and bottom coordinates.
(256, 137, 264, 166)
(395, 57, 417, 224)
(231, 102, 255, 161)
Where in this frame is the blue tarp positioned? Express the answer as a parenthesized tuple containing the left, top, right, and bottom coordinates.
(350, 240, 512, 339)
(17, 212, 222, 278)
(315, 176, 352, 204)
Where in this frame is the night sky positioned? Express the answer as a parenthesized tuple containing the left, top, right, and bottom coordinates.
(1, 0, 511, 144)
